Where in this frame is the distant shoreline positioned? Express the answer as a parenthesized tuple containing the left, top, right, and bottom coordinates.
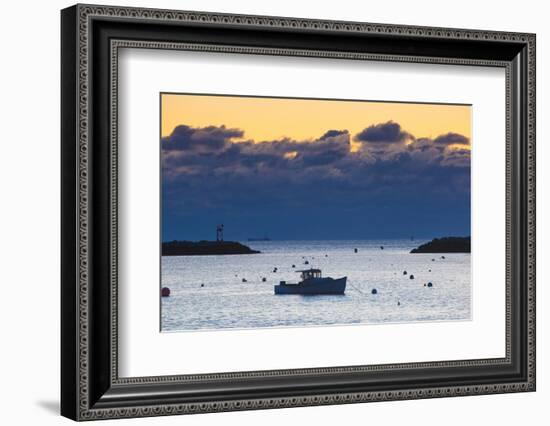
(410, 237, 471, 253)
(162, 237, 439, 243)
(162, 240, 260, 256)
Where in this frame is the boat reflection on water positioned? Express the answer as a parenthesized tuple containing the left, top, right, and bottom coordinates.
(274, 269, 347, 295)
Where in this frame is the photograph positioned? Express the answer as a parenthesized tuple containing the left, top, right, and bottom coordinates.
(160, 93, 472, 332)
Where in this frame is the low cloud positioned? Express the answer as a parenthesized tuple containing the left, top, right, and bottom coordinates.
(354, 121, 412, 144)
(163, 124, 244, 153)
(161, 122, 470, 183)
(161, 121, 471, 239)
(434, 132, 470, 146)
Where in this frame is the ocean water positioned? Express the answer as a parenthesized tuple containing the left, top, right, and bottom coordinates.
(161, 240, 471, 332)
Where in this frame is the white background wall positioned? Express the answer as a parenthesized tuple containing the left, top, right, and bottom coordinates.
(0, 0, 547, 424)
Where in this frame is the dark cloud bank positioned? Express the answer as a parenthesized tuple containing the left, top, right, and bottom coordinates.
(162, 121, 471, 241)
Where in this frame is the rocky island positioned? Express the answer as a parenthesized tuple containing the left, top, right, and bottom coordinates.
(162, 240, 260, 256)
(410, 237, 471, 253)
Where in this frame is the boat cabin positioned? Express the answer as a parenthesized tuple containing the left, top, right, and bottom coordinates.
(298, 268, 322, 280)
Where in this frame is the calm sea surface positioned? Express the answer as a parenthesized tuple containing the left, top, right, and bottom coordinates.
(161, 240, 471, 332)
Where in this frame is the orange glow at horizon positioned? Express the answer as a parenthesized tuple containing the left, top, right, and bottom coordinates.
(161, 93, 471, 148)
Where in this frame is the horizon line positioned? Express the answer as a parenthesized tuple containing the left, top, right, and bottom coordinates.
(162, 236, 471, 243)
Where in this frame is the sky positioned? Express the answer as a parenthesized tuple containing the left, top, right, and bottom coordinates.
(161, 93, 471, 241)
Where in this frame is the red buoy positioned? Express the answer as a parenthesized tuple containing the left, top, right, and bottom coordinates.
(161, 287, 170, 297)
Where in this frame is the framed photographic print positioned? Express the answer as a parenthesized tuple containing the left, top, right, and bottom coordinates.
(61, 4, 536, 421)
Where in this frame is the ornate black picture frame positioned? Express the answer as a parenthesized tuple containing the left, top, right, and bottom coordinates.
(61, 4, 536, 421)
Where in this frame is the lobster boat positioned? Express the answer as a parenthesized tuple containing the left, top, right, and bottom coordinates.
(274, 269, 346, 295)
